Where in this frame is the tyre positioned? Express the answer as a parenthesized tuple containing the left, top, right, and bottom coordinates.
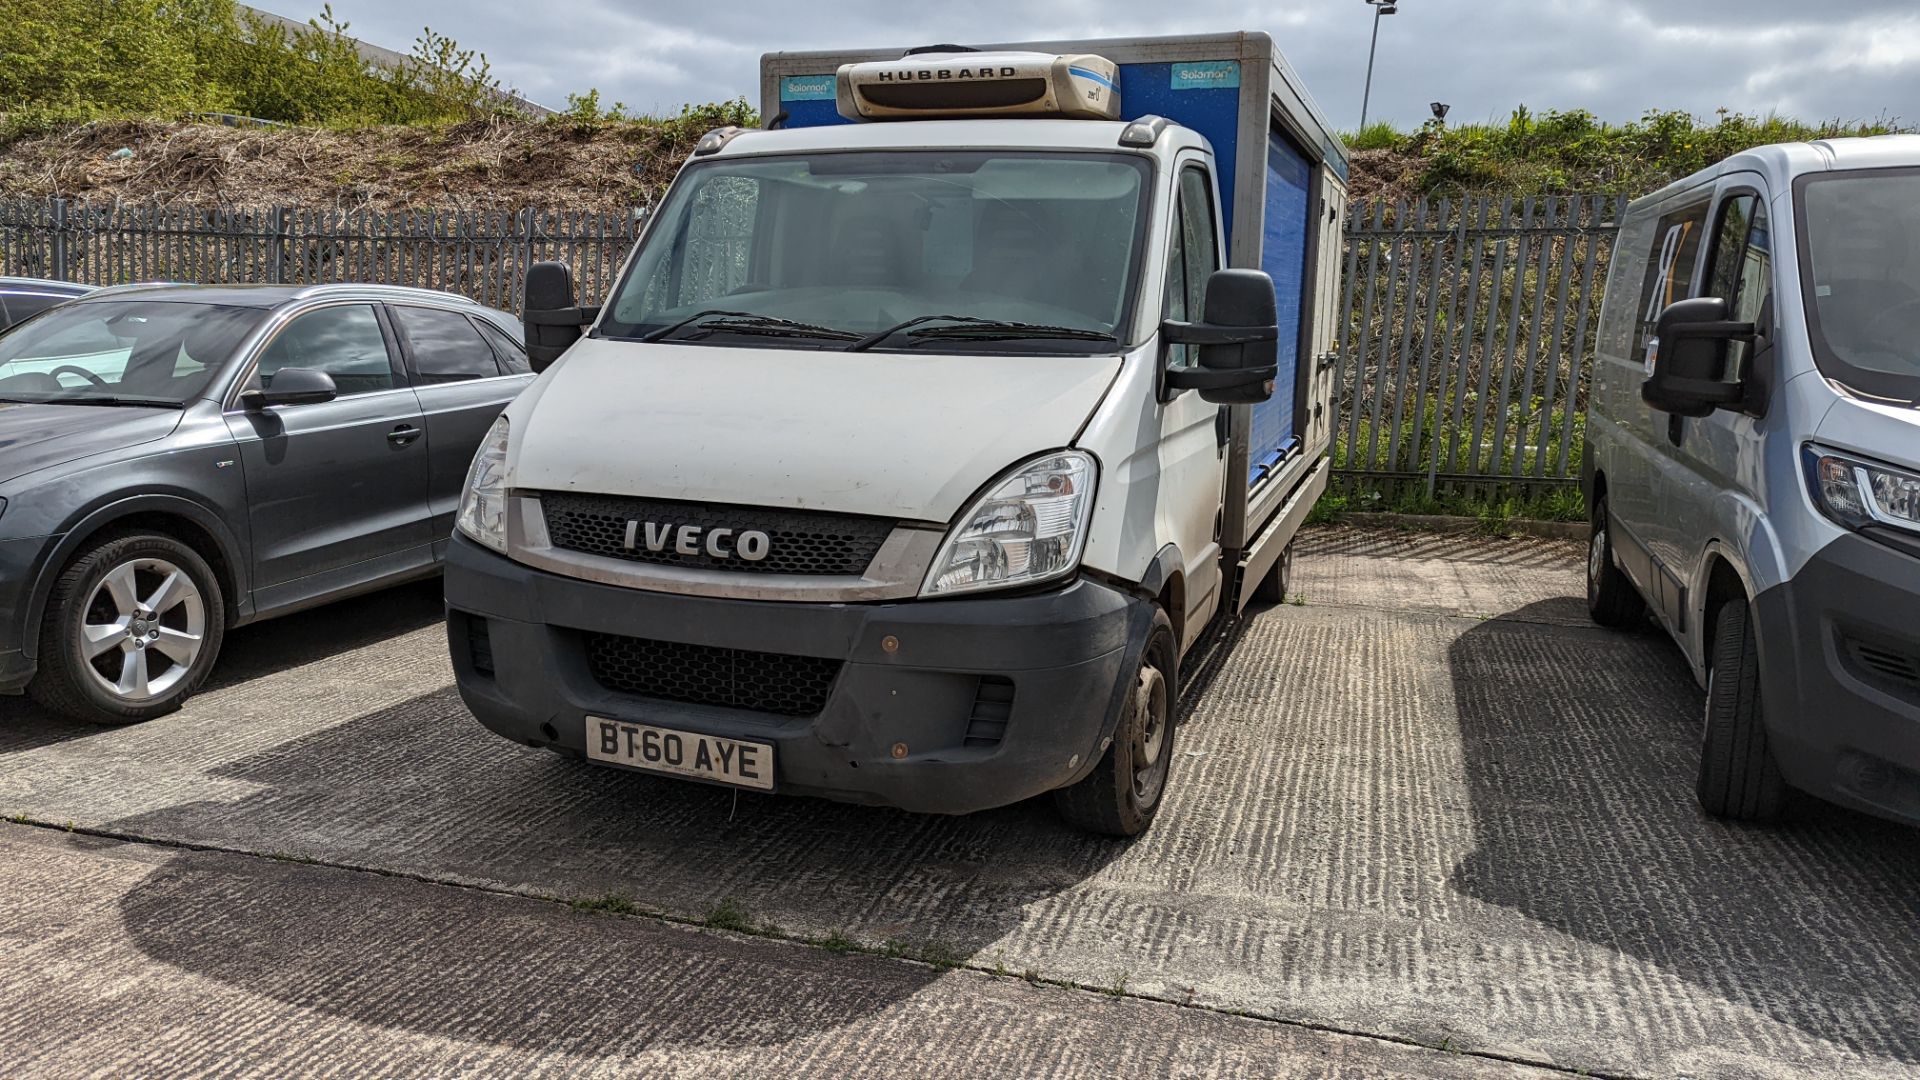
(1587, 496, 1646, 629)
(29, 532, 226, 724)
(1252, 542, 1294, 605)
(1696, 596, 1787, 821)
(1053, 608, 1177, 837)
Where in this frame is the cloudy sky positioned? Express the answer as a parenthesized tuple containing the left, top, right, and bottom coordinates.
(302, 0, 1915, 131)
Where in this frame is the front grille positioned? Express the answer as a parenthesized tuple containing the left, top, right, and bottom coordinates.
(539, 492, 893, 576)
(585, 632, 841, 717)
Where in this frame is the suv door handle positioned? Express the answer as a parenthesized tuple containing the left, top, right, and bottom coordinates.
(387, 425, 423, 446)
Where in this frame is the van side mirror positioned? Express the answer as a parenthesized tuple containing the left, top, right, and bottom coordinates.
(240, 367, 337, 409)
(523, 261, 599, 373)
(1163, 269, 1281, 406)
(1641, 296, 1752, 418)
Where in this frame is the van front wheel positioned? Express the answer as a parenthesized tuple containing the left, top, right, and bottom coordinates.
(1054, 609, 1176, 837)
(1697, 596, 1787, 822)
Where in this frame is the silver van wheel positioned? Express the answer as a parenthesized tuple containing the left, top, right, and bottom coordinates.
(80, 557, 206, 702)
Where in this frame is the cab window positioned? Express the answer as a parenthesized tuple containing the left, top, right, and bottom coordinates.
(1703, 193, 1774, 377)
(1166, 165, 1220, 369)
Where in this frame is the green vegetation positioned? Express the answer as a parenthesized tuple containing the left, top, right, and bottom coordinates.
(0, 0, 752, 132)
(1311, 485, 1587, 531)
(1348, 107, 1910, 198)
(1, 1, 507, 126)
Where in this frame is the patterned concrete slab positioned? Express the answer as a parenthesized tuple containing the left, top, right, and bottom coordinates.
(0, 825, 1559, 1079)
(2, 525, 1916, 1079)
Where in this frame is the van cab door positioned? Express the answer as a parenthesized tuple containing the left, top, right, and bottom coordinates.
(1159, 155, 1231, 644)
(1645, 176, 1776, 636)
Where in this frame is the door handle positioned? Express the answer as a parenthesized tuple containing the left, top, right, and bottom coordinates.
(388, 425, 423, 446)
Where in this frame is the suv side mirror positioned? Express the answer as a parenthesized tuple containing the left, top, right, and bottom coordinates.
(1163, 268, 1281, 406)
(240, 367, 337, 409)
(523, 261, 599, 373)
(1642, 296, 1752, 418)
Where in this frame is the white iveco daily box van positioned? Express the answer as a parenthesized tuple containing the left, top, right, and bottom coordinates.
(1586, 137, 1920, 827)
(443, 33, 1348, 835)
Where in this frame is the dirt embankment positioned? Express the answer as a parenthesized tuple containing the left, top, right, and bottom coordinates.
(1, 116, 1424, 211)
(0, 116, 703, 211)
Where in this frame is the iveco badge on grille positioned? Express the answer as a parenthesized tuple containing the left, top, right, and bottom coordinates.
(623, 520, 771, 561)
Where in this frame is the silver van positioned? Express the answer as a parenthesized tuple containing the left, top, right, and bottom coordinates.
(1585, 136, 1920, 826)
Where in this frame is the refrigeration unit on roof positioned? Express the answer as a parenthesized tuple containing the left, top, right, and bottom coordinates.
(836, 50, 1121, 122)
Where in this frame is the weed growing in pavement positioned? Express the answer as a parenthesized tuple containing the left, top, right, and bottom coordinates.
(882, 938, 965, 969)
(813, 931, 860, 955)
(1287, 594, 1307, 607)
(570, 892, 640, 916)
(1104, 971, 1130, 997)
(703, 898, 753, 932)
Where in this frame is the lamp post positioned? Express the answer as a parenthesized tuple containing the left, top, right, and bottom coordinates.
(1358, 0, 1398, 131)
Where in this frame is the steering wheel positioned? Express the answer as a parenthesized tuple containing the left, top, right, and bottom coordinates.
(1857, 295, 1920, 352)
(48, 365, 109, 389)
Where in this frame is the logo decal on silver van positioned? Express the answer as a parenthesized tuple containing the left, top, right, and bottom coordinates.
(623, 521, 771, 562)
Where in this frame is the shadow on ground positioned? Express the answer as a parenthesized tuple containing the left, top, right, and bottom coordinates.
(1447, 600, 1920, 1066)
(113, 843, 958, 1054)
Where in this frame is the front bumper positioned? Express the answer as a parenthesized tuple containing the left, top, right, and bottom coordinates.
(443, 534, 1151, 815)
(1754, 531, 1920, 825)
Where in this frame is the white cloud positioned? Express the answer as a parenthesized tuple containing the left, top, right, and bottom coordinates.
(308, 0, 1920, 129)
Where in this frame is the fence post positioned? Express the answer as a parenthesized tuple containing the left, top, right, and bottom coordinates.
(515, 205, 537, 313)
(50, 197, 68, 281)
(269, 205, 288, 284)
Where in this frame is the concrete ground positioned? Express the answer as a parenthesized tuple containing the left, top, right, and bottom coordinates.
(1, 525, 1916, 1078)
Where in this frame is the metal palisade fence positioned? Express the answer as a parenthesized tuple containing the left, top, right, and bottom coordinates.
(1336, 194, 1629, 495)
(0, 193, 1628, 496)
(0, 198, 642, 313)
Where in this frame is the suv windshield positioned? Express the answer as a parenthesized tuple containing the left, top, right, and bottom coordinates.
(1798, 169, 1920, 404)
(598, 150, 1152, 353)
(0, 300, 265, 406)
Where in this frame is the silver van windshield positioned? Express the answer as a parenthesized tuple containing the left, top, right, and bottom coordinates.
(1800, 171, 1920, 404)
(596, 150, 1152, 354)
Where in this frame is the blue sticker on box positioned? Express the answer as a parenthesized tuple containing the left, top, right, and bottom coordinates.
(780, 75, 836, 102)
(1171, 61, 1240, 91)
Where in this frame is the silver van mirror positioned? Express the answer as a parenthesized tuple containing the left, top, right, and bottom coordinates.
(1642, 296, 1751, 418)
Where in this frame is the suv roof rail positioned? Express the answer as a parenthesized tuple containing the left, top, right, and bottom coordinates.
(289, 282, 484, 305)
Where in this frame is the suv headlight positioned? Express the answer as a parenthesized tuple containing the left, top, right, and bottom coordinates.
(922, 451, 1097, 597)
(1804, 444, 1920, 535)
(457, 416, 511, 553)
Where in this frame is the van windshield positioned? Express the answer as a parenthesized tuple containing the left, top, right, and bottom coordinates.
(597, 150, 1153, 353)
(1799, 170, 1920, 404)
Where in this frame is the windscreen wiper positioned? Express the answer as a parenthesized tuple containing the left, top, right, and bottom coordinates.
(903, 318, 1118, 345)
(850, 314, 1118, 351)
(640, 309, 858, 344)
(42, 395, 182, 408)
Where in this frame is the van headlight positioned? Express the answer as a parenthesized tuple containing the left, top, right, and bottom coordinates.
(457, 416, 511, 553)
(922, 451, 1096, 597)
(1804, 444, 1920, 535)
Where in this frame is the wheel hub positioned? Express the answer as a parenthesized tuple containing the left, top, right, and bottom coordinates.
(79, 557, 206, 703)
(1130, 664, 1170, 807)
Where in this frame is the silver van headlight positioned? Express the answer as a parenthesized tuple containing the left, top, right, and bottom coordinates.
(1805, 444, 1920, 535)
(922, 451, 1097, 597)
(457, 416, 511, 553)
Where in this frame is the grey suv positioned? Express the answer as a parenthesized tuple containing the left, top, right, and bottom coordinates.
(0, 282, 534, 723)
